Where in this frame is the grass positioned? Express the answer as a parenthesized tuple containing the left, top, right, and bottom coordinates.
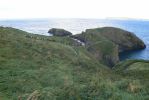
(0, 27, 149, 100)
(113, 59, 149, 99)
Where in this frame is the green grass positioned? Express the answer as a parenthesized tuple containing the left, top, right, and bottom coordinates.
(113, 59, 149, 98)
(0, 27, 149, 100)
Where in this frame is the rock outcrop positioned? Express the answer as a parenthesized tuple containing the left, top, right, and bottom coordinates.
(72, 27, 146, 67)
(85, 27, 146, 52)
(48, 28, 72, 36)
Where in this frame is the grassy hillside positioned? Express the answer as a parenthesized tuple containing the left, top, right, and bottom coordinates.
(114, 60, 149, 86)
(85, 27, 146, 52)
(0, 27, 149, 100)
(113, 60, 149, 99)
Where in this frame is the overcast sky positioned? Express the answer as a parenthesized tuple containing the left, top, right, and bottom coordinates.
(0, 0, 149, 20)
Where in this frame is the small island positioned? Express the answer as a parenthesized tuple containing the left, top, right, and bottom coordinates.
(0, 26, 148, 100)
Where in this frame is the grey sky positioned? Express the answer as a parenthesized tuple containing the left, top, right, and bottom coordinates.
(0, 0, 148, 19)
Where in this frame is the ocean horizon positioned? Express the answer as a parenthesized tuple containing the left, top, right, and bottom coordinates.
(0, 18, 149, 60)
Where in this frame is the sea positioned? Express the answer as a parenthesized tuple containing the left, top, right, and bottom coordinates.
(0, 18, 149, 61)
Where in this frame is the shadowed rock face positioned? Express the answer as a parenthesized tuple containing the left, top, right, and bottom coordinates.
(87, 41, 119, 67)
(72, 27, 146, 67)
(48, 28, 72, 36)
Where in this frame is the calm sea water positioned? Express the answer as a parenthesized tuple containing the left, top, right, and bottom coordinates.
(0, 18, 149, 60)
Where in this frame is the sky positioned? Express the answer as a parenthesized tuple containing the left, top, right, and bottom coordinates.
(0, 0, 149, 20)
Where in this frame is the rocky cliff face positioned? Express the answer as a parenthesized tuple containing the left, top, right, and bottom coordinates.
(72, 27, 146, 67)
(87, 41, 119, 67)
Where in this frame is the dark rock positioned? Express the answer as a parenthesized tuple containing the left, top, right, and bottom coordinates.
(48, 28, 72, 36)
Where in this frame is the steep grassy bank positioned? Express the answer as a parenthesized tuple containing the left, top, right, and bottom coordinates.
(0, 27, 149, 100)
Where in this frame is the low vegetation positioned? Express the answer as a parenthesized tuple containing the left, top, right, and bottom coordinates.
(0, 27, 149, 100)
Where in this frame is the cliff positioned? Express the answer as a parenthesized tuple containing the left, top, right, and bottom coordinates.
(72, 27, 146, 67)
(85, 27, 146, 52)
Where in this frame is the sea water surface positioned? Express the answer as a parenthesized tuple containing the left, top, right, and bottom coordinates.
(0, 18, 149, 60)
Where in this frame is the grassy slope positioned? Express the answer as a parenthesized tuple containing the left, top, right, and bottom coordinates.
(114, 60, 149, 86)
(0, 27, 113, 100)
(113, 60, 149, 99)
(0, 27, 149, 100)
